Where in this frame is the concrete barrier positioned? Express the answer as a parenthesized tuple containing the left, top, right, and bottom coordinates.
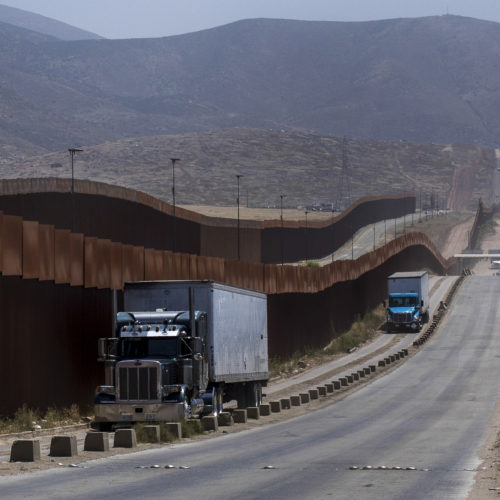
(308, 389, 319, 400)
(259, 404, 271, 416)
(357, 370, 365, 378)
(113, 429, 137, 448)
(317, 386, 327, 396)
(270, 401, 281, 413)
(389, 355, 396, 362)
(346, 375, 353, 384)
(385, 357, 391, 364)
(50, 435, 78, 457)
(300, 393, 310, 404)
(165, 422, 182, 439)
(403, 349, 409, 356)
(378, 360, 386, 367)
(363, 367, 371, 376)
(143, 425, 160, 443)
(352, 373, 359, 381)
(369, 365, 376, 372)
(339, 377, 348, 386)
(217, 412, 234, 426)
(290, 395, 301, 406)
(247, 407, 260, 419)
(333, 380, 341, 389)
(325, 383, 334, 393)
(394, 353, 400, 360)
(280, 398, 291, 409)
(232, 409, 247, 423)
(201, 416, 218, 431)
(10, 440, 40, 462)
(84, 432, 109, 452)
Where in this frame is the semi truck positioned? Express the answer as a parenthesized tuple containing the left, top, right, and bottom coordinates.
(386, 271, 429, 333)
(94, 281, 268, 430)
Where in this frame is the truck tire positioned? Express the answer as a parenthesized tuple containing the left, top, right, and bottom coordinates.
(210, 386, 223, 416)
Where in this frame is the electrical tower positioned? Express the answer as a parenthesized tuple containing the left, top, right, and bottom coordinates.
(335, 137, 353, 211)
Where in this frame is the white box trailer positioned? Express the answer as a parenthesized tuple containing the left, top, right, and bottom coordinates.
(123, 280, 268, 383)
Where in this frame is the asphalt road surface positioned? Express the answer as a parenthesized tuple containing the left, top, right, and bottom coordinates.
(1, 275, 499, 500)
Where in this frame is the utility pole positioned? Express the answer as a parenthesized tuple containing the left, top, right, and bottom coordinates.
(68, 147, 82, 233)
(236, 174, 243, 260)
(280, 194, 286, 265)
(335, 137, 353, 211)
(305, 211, 309, 262)
(170, 158, 180, 252)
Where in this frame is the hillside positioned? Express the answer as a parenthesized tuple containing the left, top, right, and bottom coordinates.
(2, 128, 493, 211)
(1, 15, 500, 162)
(0, 4, 102, 40)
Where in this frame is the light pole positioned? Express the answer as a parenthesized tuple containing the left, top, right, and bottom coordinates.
(68, 147, 82, 232)
(280, 194, 286, 265)
(236, 174, 243, 260)
(304, 210, 309, 262)
(170, 158, 180, 252)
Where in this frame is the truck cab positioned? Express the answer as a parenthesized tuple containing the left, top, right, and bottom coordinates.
(386, 271, 429, 333)
(94, 310, 208, 430)
(387, 292, 423, 332)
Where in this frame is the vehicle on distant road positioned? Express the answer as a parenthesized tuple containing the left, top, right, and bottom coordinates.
(385, 271, 429, 332)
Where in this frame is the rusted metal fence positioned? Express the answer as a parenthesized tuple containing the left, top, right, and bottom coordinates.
(0, 178, 415, 264)
(0, 210, 448, 294)
(0, 181, 450, 415)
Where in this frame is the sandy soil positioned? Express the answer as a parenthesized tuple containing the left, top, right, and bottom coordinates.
(441, 216, 476, 259)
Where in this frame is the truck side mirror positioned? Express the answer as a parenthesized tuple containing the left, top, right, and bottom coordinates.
(98, 338, 118, 361)
(188, 337, 203, 357)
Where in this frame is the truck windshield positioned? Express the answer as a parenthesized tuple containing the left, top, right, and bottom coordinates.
(118, 338, 178, 359)
(389, 296, 418, 307)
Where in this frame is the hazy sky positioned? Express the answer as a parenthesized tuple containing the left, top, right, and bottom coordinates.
(2, 0, 500, 39)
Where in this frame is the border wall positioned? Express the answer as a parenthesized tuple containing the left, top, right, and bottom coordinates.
(0, 206, 449, 414)
(0, 180, 448, 414)
(0, 178, 415, 263)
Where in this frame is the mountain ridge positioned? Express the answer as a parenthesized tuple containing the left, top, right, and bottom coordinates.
(0, 3, 103, 40)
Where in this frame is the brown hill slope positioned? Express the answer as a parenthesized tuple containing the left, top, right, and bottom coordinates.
(1, 15, 500, 160)
(3, 128, 494, 211)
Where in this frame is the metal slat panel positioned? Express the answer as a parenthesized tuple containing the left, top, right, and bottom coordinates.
(54, 229, 71, 284)
(2, 215, 23, 276)
(22, 220, 39, 279)
(110, 241, 123, 290)
(38, 224, 54, 281)
(70, 233, 84, 286)
(84, 237, 98, 288)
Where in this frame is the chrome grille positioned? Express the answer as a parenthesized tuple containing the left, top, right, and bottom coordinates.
(393, 312, 412, 323)
(118, 365, 158, 401)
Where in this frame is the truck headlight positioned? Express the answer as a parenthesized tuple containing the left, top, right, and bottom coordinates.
(96, 385, 115, 395)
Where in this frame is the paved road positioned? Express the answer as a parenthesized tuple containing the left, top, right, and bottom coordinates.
(267, 275, 456, 397)
(1, 275, 498, 499)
